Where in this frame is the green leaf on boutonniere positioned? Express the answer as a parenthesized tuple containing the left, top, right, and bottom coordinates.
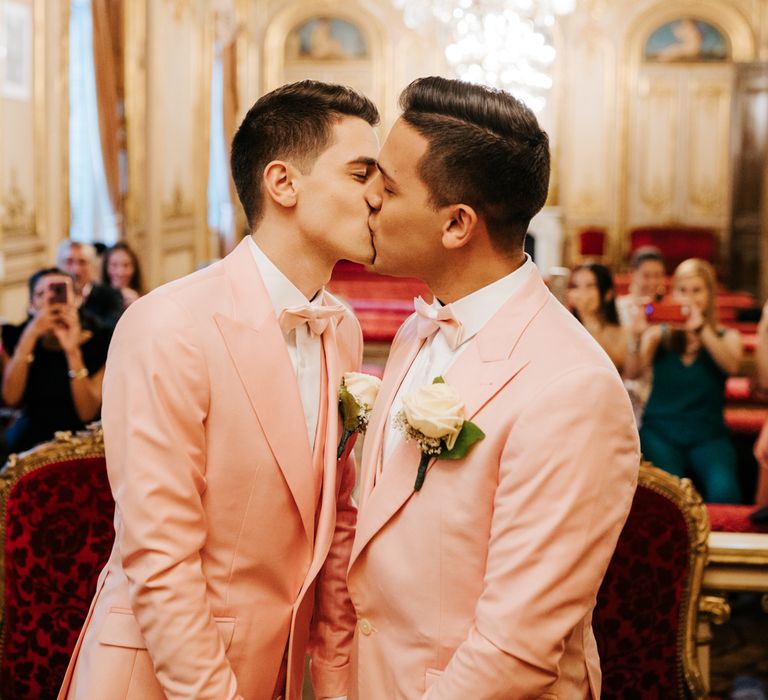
(432, 376, 445, 384)
(440, 421, 485, 460)
(339, 383, 362, 432)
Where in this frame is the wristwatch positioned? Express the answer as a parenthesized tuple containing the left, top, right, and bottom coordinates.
(68, 367, 89, 380)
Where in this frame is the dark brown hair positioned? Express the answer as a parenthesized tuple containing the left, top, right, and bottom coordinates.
(102, 241, 144, 294)
(569, 263, 620, 326)
(230, 80, 380, 229)
(399, 76, 550, 251)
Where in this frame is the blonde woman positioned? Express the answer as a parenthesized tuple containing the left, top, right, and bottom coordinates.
(628, 258, 743, 502)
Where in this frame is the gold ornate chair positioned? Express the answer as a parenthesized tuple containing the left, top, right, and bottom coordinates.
(0, 425, 114, 700)
(593, 462, 720, 699)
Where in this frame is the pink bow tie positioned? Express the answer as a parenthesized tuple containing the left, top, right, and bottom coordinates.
(413, 296, 462, 350)
(279, 303, 345, 336)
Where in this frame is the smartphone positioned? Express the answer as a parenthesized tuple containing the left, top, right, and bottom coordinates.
(48, 281, 69, 305)
(645, 302, 689, 324)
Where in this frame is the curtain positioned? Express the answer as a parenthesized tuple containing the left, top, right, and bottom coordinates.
(69, 0, 118, 243)
(90, 0, 122, 228)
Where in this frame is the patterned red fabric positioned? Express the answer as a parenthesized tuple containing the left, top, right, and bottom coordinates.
(707, 504, 768, 533)
(594, 484, 690, 699)
(0, 457, 115, 700)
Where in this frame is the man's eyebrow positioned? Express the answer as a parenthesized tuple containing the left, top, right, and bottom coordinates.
(347, 156, 377, 168)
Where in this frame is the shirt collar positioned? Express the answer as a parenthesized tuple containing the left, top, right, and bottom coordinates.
(431, 254, 534, 347)
(247, 236, 323, 317)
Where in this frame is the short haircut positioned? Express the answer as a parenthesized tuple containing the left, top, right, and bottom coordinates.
(399, 76, 550, 252)
(630, 246, 665, 271)
(28, 267, 73, 299)
(230, 80, 380, 229)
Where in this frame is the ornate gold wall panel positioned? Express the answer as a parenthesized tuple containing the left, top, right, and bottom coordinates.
(0, 0, 68, 320)
(686, 76, 732, 219)
(129, 0, 211, 288)
(633, 76, 678, 218)
(556, 0, 760, 266)
(561, 24, 614, 218)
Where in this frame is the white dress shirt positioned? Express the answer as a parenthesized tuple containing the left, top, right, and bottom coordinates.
(248, 236, 323, 447)
(383, 255, 535, 465)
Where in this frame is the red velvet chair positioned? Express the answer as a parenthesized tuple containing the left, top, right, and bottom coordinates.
(593, 463, 711, 698)
(0, 425, 114, 700)
(629, 226, 716, 273)
(578, 226, 607, 258)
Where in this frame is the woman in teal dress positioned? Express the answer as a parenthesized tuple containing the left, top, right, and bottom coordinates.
(628, 258, 743, 503)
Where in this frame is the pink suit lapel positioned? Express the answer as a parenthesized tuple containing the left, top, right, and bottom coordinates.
(349, 269, 552, 570)
(356, 319, 424, 511)
(214, 238, 316, 547)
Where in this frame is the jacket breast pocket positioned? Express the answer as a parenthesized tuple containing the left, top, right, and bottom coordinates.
(99, 607, 236, 650)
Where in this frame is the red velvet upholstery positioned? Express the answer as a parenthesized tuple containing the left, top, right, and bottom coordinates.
(629, 226, 716, 273)
(724, 407, 768, 435)
(578, 227, 607, 257)
(328, 264, 430, 343)
(707, 504, 768, 533)
(725, 377, 753, 403)
(594, 483, 691, 699)
(0, 455, 114, 700)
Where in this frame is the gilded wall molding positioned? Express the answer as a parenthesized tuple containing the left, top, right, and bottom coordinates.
(617, 0, 756, 257)
(1, 170, 34, 235)
(162, 181, 195, 223)
(124, 0, 148, 233)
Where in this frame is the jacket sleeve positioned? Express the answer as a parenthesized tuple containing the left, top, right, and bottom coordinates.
(102, 295, 242, 700)
(308, 315, 363, 698)
(424, 365, 639, 700)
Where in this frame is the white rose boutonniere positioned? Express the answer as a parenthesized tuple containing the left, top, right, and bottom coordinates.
(337, 372, 382, 459)
(395, 377, 485, 491)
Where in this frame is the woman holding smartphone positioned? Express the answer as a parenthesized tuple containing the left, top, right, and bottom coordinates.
(1, 267, 112, 454)
(626, 258, 743, 502)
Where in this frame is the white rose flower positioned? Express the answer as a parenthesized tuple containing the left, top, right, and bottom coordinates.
(343, 372, 381, 411)
(402, 383, 465, 450)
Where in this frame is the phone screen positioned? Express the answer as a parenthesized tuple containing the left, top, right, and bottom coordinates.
(48, 281, 68, 305)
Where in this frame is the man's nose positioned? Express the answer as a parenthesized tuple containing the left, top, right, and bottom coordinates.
(364, 176, 383, 212)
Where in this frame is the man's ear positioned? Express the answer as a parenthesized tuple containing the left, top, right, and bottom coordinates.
(441, 204, 478, 250)
(263, 160, 298, 209)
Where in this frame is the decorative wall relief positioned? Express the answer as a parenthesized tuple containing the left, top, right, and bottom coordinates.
(1, 169, 34, 234)
(644, 18, 729, 63)
(285, 16, 368, 61)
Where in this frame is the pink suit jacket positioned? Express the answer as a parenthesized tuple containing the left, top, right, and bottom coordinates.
(347, 269, 640, 700)
(59, 238, 360, 700)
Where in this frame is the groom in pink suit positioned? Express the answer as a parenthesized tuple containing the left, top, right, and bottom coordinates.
(348, 77, 640, 699)
(59, 81, 380, 700)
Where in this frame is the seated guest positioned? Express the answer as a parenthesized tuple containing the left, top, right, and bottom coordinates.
(1, 268, 111, 454)
(567, 262, 628, 370)
(617, 247, 667, 423)
(102, 241, 144, 308)
(754, 299, 768, 505)
(628, 258, 743, 502)
(57, 239, 124, 328)
(617, 246, 667, 313)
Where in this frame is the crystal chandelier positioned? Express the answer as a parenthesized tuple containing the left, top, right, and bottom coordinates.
(391, 0, 576, 112)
